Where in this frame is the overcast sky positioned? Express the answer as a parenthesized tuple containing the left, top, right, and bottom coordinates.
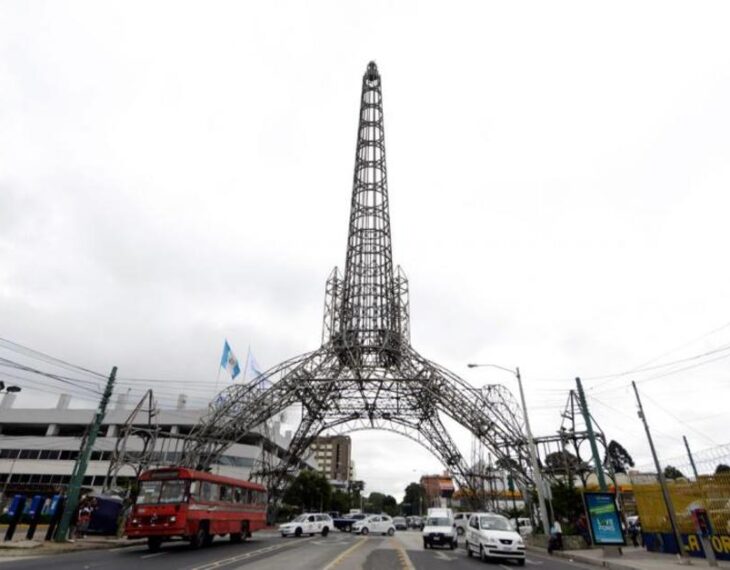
(2, 1, 730, 500)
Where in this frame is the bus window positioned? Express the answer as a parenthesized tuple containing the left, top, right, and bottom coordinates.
(159, 480, 186, 504)
(137, 481, 162, 504)
(200, 482, 218, 502)
(190, 480, 200, 498)
(234, 488, 242, 503)
(219, 486, 232, 502)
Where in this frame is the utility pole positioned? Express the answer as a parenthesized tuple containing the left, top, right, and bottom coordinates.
(575, 377, 607, 491)
(632, 381, 689, 563)
(683, 436, 700, 480)
(514, 367, 551, 538)
(54, 366, 117, 542)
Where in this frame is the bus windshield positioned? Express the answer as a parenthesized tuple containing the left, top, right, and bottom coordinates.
(137, 480, 187, 504)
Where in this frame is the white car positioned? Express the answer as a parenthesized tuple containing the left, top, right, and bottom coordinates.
(512, 517, 533, 536)
(454, 512, 473, 536)
(466, 512, 525, 566)
(352, 514, 396, 536)
(422, 511, 457, 549)
(279, 513, 332, 537)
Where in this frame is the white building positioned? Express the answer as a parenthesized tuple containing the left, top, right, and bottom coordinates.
(0, 392, 314, 496)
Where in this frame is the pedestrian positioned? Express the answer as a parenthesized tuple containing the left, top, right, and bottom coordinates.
(76, 498, 92, 538)
(547, 518, 562, 554)
(628, 518, 641, 547)
(577, 513, 591, 547)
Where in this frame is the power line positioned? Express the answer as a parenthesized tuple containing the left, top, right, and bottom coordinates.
(0, 337, 106, 379)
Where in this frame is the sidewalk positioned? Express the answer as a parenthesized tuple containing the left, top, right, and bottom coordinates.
(533, 545, 730, 570)
(0, 525, 144, 558)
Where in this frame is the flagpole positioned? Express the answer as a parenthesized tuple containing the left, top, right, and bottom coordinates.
(243, 345, 251, 383)
(214, 364, 222, 393)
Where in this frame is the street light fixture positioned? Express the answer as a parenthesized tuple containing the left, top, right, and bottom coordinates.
(467, 363, 550, 537)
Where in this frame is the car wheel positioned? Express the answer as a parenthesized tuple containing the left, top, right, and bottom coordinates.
(466, 540, 472, 557)
(450, 539, 456, 550)
(190, 526, 208, 549)
(321, 527, 329, 537)
(517, 559, 526, 567)
(480, 545, 488, 562)
(361, 527, 369, 535)
(387, 528, 395, 536)
(281, 533, 287, 538)
(423, 540, 429, 549)
(346, 524, 352, 533)
(457, 527, 465, 536)
(294, 527, 302, 538)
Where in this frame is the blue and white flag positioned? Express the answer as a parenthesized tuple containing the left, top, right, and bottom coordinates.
(245, 347, 271, 389)
(220, 340, 241, 380)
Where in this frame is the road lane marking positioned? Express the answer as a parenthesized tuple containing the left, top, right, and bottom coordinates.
(321, 537, 367, 570)
(187, 537, 317, 570)
(141, 552, 167, 559)
(389, 537, 415, 570)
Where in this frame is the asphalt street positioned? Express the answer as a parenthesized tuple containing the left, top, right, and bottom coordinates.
(0, 530, 598, 570)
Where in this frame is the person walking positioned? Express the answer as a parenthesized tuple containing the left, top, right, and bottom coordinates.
(577, 513, 591, 547)
(547, 518, 563, 554)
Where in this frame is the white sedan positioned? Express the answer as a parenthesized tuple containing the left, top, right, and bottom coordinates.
(279, 513, 332, 537)
(352, 514, 396, 536)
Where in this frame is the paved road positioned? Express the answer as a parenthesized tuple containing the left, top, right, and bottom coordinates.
(0, 530, 597, 569)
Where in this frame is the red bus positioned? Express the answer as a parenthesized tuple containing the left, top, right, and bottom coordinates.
(126, 467, 267, 551)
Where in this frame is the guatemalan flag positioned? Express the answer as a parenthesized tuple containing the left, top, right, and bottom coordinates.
(245, 348, 272, 389)
(220, 340, 241, 380)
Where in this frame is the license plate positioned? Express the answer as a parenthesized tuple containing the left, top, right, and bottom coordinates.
(433, 537, 440, 541)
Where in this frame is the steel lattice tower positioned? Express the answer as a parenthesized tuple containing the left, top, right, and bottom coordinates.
(181, 62, 529, 504)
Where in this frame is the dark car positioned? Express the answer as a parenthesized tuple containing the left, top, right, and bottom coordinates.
(333, 512, 367, 532)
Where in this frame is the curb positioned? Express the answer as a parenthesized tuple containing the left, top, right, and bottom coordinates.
(0, 538, 146, 558)
(526, 546, 644, 570)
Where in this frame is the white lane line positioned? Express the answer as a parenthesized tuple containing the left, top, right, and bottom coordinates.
(141, 552, 167, 559)
(187, 537, 317, 570)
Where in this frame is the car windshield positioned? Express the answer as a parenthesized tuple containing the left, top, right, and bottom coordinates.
(426, 517, 451, 527)
(292, 515, 307, 522)
(480, 515, 513, 531)
(136, 480, 187, 504)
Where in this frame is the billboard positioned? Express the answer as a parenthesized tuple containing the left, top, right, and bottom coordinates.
(583, 492, 626, 546)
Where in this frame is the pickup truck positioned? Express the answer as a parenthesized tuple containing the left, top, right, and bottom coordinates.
(333, 512, 367, 532)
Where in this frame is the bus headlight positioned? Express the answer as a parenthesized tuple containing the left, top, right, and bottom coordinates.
(169, 516, 176, 523)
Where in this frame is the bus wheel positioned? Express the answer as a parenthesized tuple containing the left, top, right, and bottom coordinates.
(147, 537, 162, 552)
(230, 532, 243, 543)
(190, 525, 208, 549)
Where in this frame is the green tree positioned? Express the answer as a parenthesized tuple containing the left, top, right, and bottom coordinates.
(282, 470, 332, 511)
(663, 465, 685, 480)
(382, 495, 398, 516)
(550, 480, 583, 528)
(715, 464, 730, 475)
(366, 492, 386, 513)
(330, 489, 351, 515)
(604, 440, 635, 474)
(402, 482, 427, 516)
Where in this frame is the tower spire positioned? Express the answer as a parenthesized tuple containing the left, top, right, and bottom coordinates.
(337, 61, 400, 367)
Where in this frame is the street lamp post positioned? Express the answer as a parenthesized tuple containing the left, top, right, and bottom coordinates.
(467, 363, 551, 537)
(0, 382, 21, 395)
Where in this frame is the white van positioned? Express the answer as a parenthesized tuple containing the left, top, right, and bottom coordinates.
(465, 512, 525, 566)
(422, 508, 457, 549)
